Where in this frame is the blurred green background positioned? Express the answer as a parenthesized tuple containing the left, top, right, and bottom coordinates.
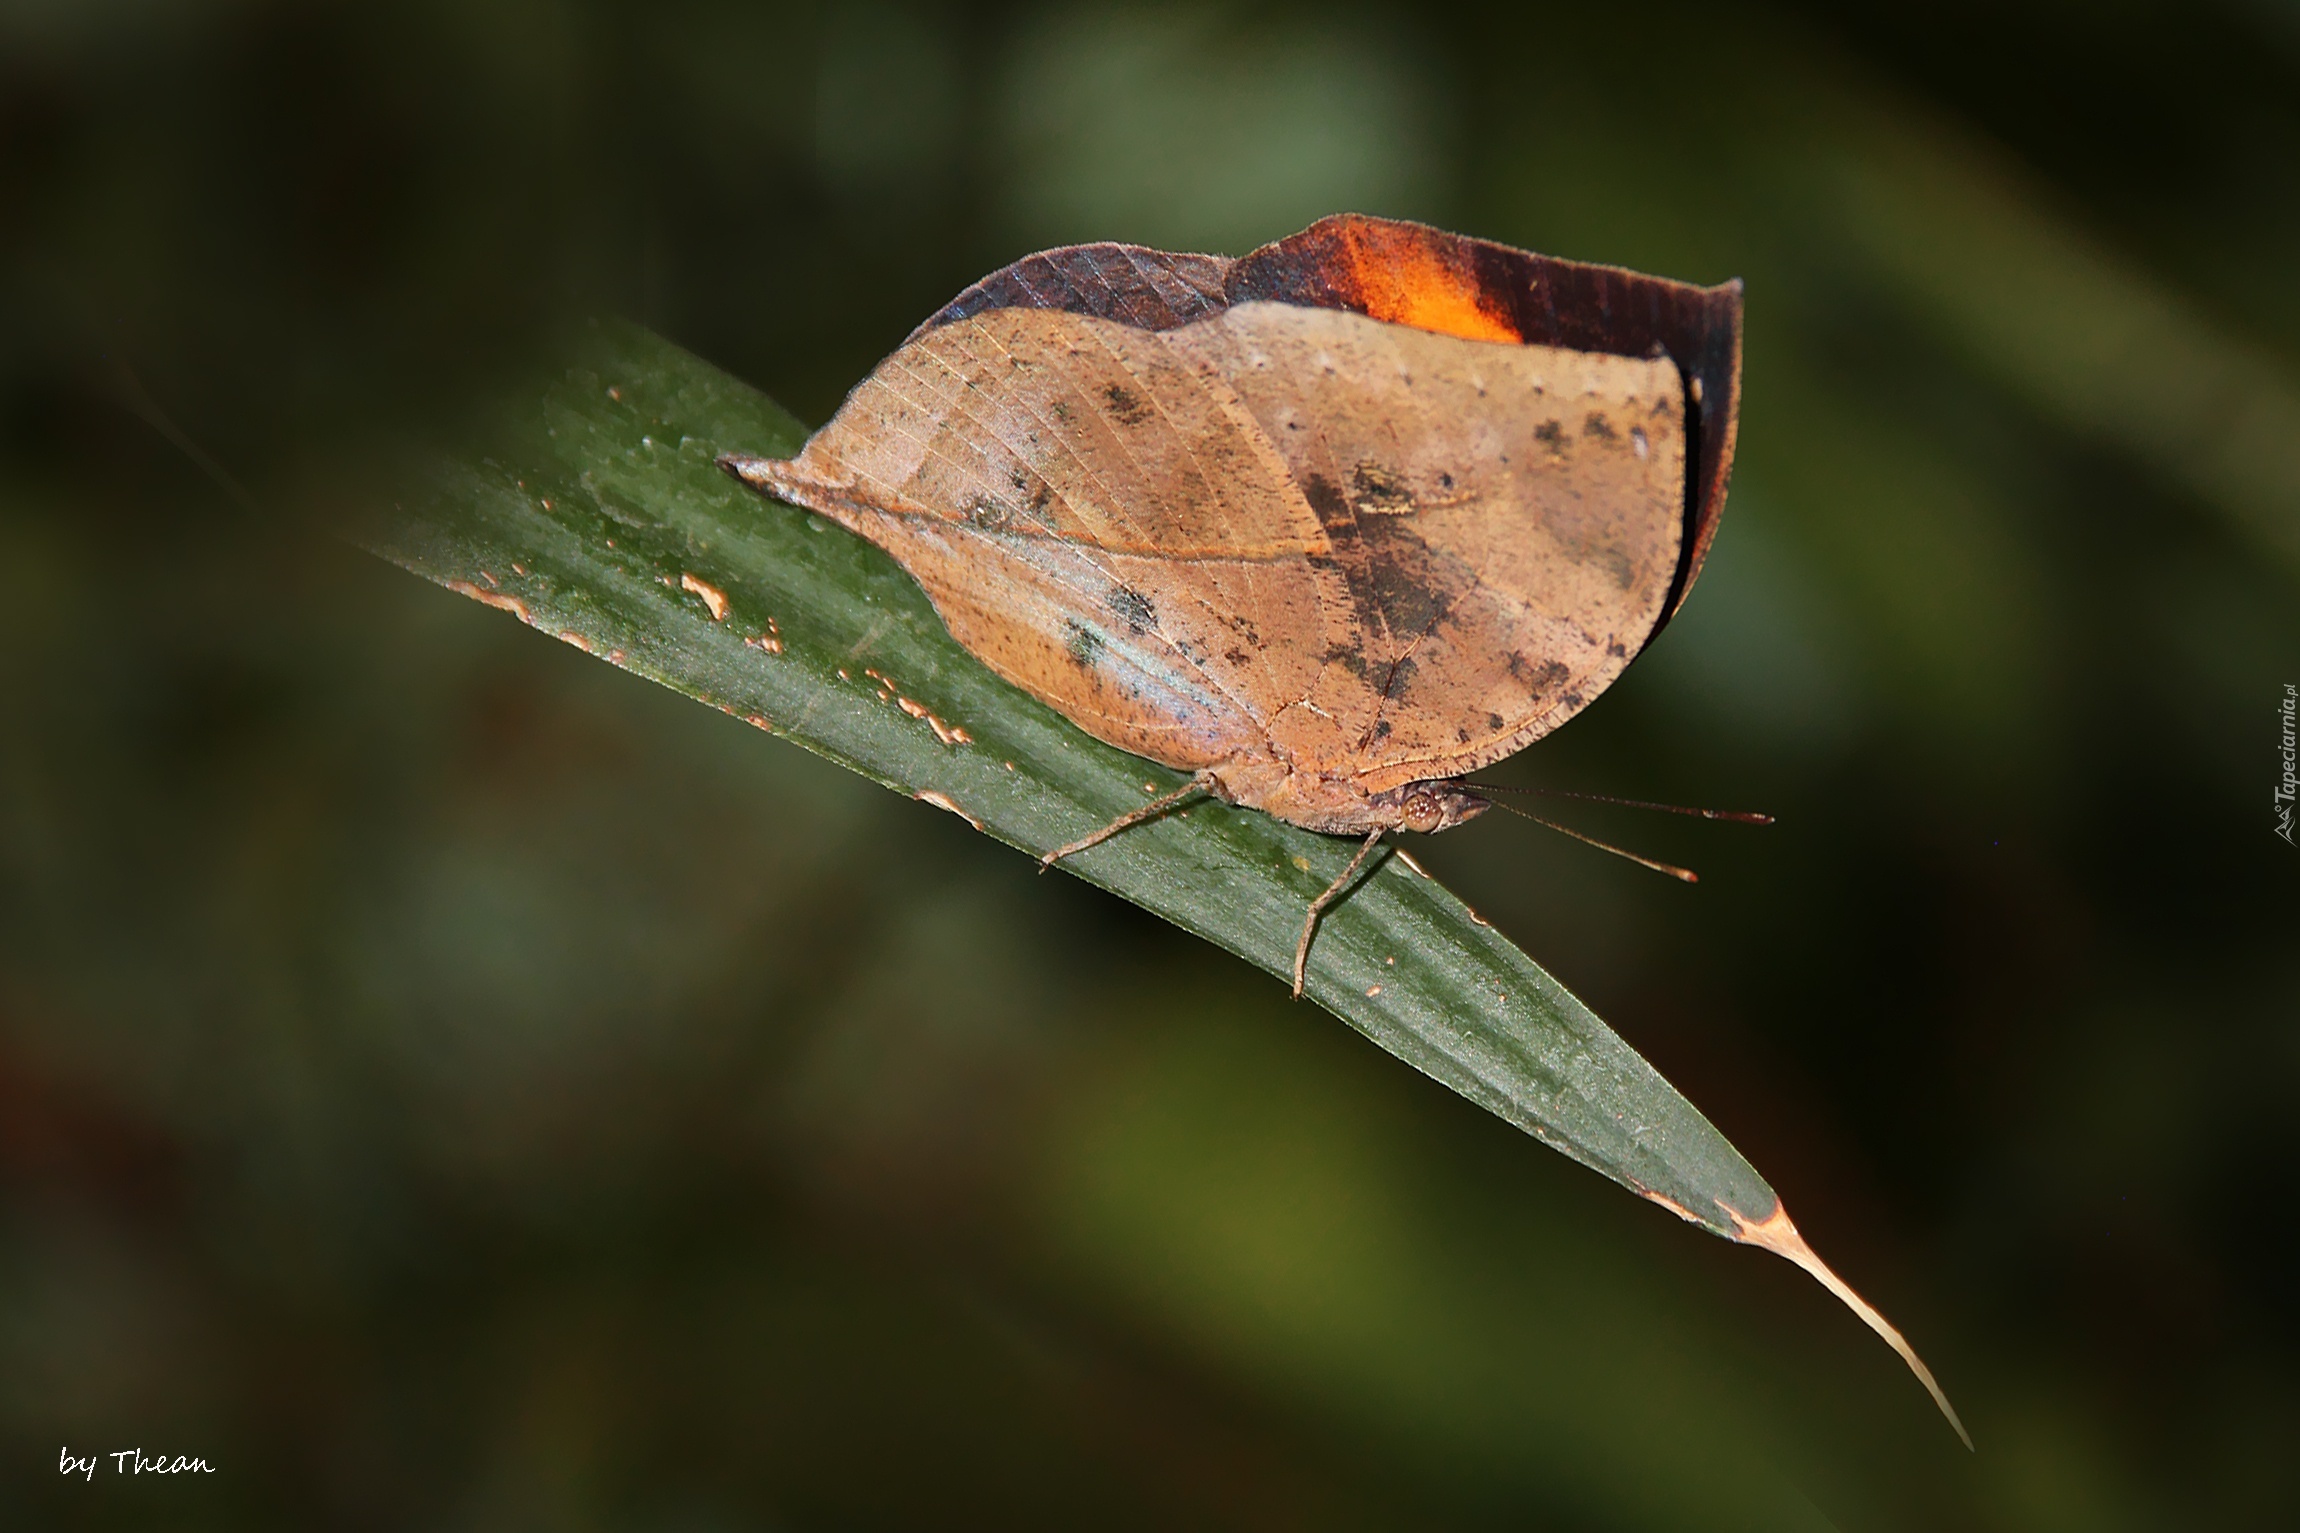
(4, 1, 2297, 1526)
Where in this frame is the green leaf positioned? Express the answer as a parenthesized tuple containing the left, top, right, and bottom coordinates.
(361, 319, 1965, 1445)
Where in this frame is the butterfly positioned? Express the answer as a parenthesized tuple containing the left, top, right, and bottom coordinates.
(723, 214, 1742, 994)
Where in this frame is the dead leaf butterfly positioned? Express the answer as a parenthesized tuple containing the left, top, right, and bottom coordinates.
(722, 213, 1743, 994)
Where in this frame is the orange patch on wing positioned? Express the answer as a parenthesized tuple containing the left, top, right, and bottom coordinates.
(1329, 220, 1519, 345)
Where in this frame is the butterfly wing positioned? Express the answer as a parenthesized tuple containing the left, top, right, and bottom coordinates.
(735, 215, 1736, 819)
(1163, 302, 1685, 793)
(739, 306, 1349, 780)
(1226, 215, 1739, 628)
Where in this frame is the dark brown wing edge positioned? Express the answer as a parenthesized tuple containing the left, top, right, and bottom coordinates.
(911, 215, 1743, 635)
(908, 243, 1237, 339)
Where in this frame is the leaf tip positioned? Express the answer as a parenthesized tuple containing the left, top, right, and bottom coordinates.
(1729, 1199, 1974, 1451)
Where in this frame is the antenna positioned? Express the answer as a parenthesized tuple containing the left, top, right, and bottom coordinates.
(1466, 782, 1773, 825)
(1482, 799, 1703, 883)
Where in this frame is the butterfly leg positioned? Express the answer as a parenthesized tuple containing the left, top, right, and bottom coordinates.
(1038, 773, 1212, 871)
(1293, 828, 1388, 999)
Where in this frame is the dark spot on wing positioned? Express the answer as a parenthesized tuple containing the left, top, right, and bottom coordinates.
(1102, 382, 1152, 426)
(1534, 420, 1565, 452)
(1107, 585, 1156, 632)
(964, 496, 1016, 532)
(1322, 640, 1369, 678)
(1582, 411, 1615, 439)
(1367, 555, 1447, 641)
(1303, 473, 1350, 529)
(1065, 619, 1104, 670)
(1351, 461, 1413, 512)
(1307, 473, 1468, 669)
(1486, 712, 1505, 731)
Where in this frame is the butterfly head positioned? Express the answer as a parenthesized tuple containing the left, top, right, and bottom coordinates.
(1391, 781, 1491, 836)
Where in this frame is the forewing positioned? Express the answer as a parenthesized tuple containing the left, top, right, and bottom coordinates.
(1226, 214, 1739, 627)
(1162, 302, 1685, 793)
